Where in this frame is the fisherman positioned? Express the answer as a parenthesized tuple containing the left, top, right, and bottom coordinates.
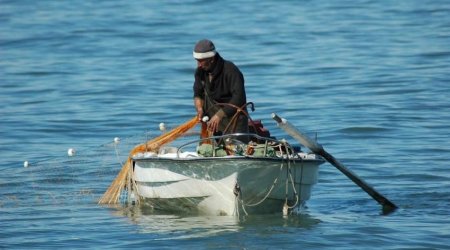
(192, 39, 249, 138)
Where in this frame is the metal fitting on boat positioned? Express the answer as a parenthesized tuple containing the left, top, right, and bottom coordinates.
(233, 183, 241, 197)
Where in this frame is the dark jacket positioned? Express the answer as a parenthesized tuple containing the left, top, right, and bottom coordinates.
(193, 53, 248, 134)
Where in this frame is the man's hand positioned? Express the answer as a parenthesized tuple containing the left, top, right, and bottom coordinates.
(196, 108, 204, 121)
(194, 98, 204, 121)
(207, 114, 221, 132)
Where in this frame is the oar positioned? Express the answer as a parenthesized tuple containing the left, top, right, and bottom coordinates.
(272, 113, 398, 214)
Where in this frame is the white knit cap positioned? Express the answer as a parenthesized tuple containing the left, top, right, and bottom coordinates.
(193, 39, 216, 59)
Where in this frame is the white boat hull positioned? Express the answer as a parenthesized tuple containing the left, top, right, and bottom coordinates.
(133, 153, 323, 216)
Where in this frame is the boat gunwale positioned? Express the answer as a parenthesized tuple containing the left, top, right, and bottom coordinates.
(132, 155, 325, 164)
(132, 132, 324, 163)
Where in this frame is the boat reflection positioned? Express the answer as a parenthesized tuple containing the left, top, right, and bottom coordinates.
(113, 204, 321, 239)
(119, 205, 241, 238)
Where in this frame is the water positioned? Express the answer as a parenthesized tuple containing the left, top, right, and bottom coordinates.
(1, 0, 449, 249)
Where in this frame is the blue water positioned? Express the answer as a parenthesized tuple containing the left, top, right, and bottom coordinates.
(1, 0, 449, 249)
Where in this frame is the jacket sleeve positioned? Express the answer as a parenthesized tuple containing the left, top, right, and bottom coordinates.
(222, 64, 246, 117)
(193, 69, 204, 99)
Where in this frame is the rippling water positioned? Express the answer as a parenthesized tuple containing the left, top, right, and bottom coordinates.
(1, 0, 449, 249)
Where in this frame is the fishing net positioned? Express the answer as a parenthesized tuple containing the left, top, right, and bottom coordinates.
(0, 136, 135, 209)
(0, 117, 199, 209)
(98, 116, 199, 204)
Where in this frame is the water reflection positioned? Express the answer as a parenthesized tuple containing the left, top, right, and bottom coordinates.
(114, 204, 321, 239)
(118, 205, 241, 239)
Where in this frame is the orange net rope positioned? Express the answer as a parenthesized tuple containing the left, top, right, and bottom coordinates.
(98, 116, 199, 204)
(200, 122, 212, 144)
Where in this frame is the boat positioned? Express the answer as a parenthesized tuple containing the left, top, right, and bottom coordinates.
(99, 112, 397, 215)
(129, 119, 325, 216)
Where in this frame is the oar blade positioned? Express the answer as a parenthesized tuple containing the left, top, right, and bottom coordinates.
(320, 150, 398, 213)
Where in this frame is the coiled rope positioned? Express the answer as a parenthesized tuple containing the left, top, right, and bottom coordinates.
(235, 142, 305, 215)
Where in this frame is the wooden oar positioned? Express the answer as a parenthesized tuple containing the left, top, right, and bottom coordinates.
(272, 113, 398, 214)
(98, 116, 199, 205)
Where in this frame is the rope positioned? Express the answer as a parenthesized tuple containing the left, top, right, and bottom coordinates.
(113, 142, 124, 167)
(242, 161, 284, 207)
(237, 142, 306, 214)
(240, 198, 249, 216)
(98, 116, 199, 205)
(204, 102, 256, 135)
(286, 167, 299, 209)
(282, 141, 305, 213)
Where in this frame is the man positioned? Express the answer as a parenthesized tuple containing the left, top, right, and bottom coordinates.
(192, 39, 249, 137)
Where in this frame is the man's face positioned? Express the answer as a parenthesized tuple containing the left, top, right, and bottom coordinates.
(196, 57, 214, 71)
